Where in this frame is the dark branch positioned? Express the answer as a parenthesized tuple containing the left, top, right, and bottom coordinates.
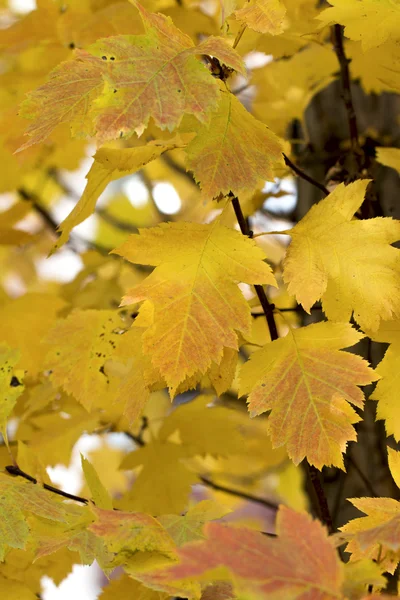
(231, 195, 279, 341)
(5, 465, 89, 504)
(306, 463, 334, 533)
(199, 476, 278, 511)
(282, 154, 329, 196)
(331, 25, 362, 162)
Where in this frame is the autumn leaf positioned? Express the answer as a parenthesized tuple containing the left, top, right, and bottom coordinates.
(388, 447, 400, 490)
(113, 218, 276, 392)
(185, 85, 283, 199)
(0, 346, 24, 441)
(81, 454, 113, 510)
(239, 322, 377, 468)
(44, 309, 126, 411)
(376, 147, 400, 172)
(369, 320, 400, 440)
(340, 497, 400, 572)
(317, 0, 400, 51)
(159, 506, 343, 599)
(99, 574, 169, 600)
(282, 180, 400, 331)
(53, 139, 182, 251)
(0, 473, 69, 560)
(89, 506, 177, 562)
(19, 3, 244, 149)
(234, 0, 286, 35)
(158, 500, 230, 546)
(158, 395, 245, 456)
(119, 440, 198, 515)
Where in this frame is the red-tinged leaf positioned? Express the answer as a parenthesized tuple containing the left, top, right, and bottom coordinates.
(185, 85, 283, 199)
(239, 322, 378, 468)
(159, 506, 343, 599)
(19, 3, 244, 149)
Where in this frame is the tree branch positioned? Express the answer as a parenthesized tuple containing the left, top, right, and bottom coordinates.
(331, 25, 362, 163)
(199, 476, 278, 511)
(282, 154, 329, 196)
(230, 195, 279, 341)
(306, 463, 334, 534)
(5, 465, 89, 504)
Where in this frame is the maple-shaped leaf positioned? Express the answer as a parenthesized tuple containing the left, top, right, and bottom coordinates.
(367, 320, 400, 440)
(185, 86, 283, 199)
(376, 147, 400, 172)
(0, 346, 24, 441)
(159, 506, 343, 599)
(282, 180, 400, 331)
(158, 500, 230, 547)
(44, 309, 126, 411)
(113, 219, 275, 392)
(317, 0, 400, 51)
(0, 473, 69, 560)
(119, 440, 198, 515)
(340, 497, 400, 571)
(54, 140, 181, 251)
(19, 3, 244, 149)
(234, 0, 286, 35)
(89, 506, 177, 563)
(239, 322, 377, 468)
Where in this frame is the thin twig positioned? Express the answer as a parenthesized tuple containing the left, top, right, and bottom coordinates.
(331, 25, 362, 162)
(199, 476, 278, 511)
(230, 195, 279, 341)
(346, 454, 378, 498)
(5, 465, 89, 504)
(282, 154, 329, 196)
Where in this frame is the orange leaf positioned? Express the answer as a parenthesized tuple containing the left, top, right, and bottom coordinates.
(186, 85, 283, 199)
(19, 3, 244, 149)
(160, 506, 343, 599)
(239, 322, 378, 468)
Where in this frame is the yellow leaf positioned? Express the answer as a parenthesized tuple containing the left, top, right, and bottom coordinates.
(239, 322, 378, 468)
(369, 320, 400, 440)
(0, 346, 24, 440)
(341, 497, 400, 573)
(53, 140, 181, 251)
(159, 395, 245, 457)
(119, 440, 198, 514)
(99, 574, 168, 600)
(185, 86, 283, 199)
(317, 0, 400, 51)
(234, 0, 286, 35)
(283, 180, 400, 331)
(44, 309, 125, 411)
(113, 219, 276, 392)
(81, 454, 113, 510)
(342, 559, 386, 600)
(388, 448, 400, 490)
(0, 576, 37, 600)
(376, 147, 400, 172)
(0, 294, 66, 377)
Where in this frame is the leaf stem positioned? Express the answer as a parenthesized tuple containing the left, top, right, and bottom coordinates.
(233, 24, 247, 49)
(231, 195, 279, 341)
(5, 465, 89, 505)
(282, 153, 329, 196)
